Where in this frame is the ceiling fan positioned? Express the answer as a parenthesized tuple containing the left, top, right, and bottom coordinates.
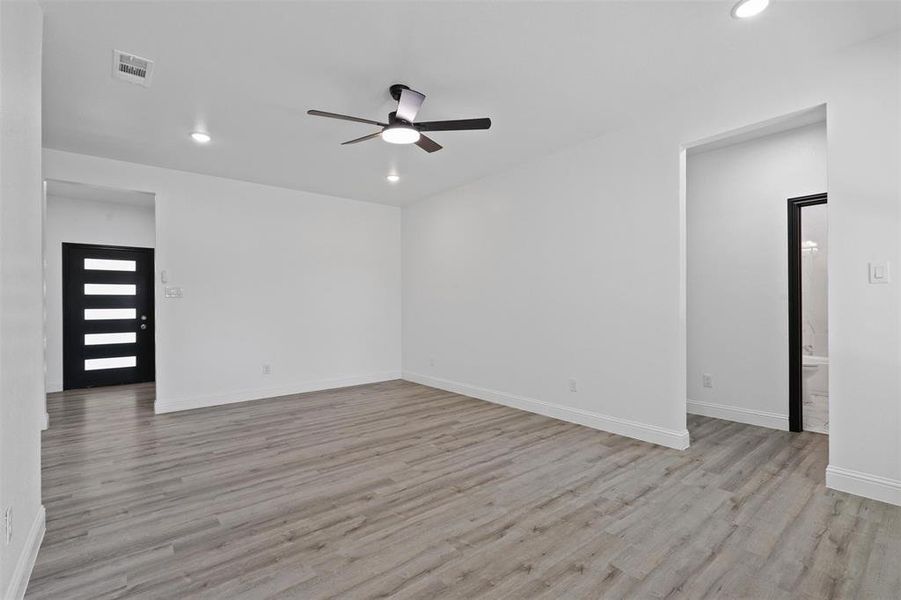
(307, 84, 491, 153)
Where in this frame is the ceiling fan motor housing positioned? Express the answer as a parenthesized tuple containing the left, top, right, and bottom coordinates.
(387, 111, 413, 127)
(389, 84, 411, 102)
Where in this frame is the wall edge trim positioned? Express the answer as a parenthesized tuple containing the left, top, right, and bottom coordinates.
(687, 398, 789, 430)
(6, 505, 45, 600)
(155, 371, 402, 414)
(404, 371, 690, 450)
(826, 465, 901, 507)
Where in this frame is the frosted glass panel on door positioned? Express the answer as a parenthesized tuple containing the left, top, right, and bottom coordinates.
(84, 308, 137, 320)
(84, 332, 136, 346)
(84, 356, 136, 371)
(84, 258, 136, 271)
(84, 283, 136, 295)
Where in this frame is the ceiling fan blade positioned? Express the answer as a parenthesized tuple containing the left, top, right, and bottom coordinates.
(416, 118, 491, 132)
(415, 134, 443, 153)
(396, 88, 426, 123)
(341, 131, 382, 145)
(307, 110, 387, 127)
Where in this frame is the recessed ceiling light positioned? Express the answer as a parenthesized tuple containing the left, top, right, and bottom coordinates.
(386, 174, 400, 183)
(381, 126, 420, 145)
(732, 0, 769, 19)
(190, 131, 211, 144)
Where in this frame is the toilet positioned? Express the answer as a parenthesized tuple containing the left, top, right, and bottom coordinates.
(801, 362, 819, 406)
(800, 355, 829, 433)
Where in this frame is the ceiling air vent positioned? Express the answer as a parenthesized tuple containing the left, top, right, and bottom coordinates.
(112, 50, 154, 87)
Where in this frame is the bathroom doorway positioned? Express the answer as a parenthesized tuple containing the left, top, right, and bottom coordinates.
(788, 193, 828, 433)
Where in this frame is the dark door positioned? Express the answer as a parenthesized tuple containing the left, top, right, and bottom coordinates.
(787, 193, 827, 432)
(63, 243, 155, 389)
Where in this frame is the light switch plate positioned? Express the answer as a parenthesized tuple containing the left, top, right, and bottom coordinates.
(868, 262, 890, 284)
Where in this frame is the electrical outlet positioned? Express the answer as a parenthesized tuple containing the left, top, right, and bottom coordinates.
(568, 378, 578, 392)
(702, 373, 713, 388)
(3, 506, 11, 544)
(262, 364, 271, 375)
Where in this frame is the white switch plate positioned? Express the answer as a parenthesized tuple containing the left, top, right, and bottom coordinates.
(702, 373, 713, 388)
(164, 286, 184, 298)
(868, 262, 890, 284)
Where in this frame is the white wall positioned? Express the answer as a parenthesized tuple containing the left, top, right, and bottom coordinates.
(43, 149, 402, 413)
(44, 194, 156, 392)
(403, 31, 901, 505)
(0, 0, 46, 596)
(403, 110, 692, 450)
(686, 123, 827, 429)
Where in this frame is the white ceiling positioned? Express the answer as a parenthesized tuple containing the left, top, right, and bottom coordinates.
(41, 1, 899, 207)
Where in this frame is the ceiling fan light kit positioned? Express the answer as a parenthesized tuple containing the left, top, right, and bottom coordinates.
(307, 83, 491, 153)
(381, 126, 420, 145)
(732, 0, 769, 19)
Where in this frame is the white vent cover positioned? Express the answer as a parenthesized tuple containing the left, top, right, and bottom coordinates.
(112, 50, 154, 87)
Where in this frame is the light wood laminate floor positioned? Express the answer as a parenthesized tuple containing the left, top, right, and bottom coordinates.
(29, 380, 901, 599)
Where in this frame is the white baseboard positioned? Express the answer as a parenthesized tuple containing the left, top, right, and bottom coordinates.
(403, 371, 690, 450)
(826, 465, 901, 507)
(687, 398, 788, 430)
(5, 505, 45, 600)
(155, 371, 402, 414)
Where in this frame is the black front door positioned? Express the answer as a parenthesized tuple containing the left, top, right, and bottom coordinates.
(62, 243, 155, 389)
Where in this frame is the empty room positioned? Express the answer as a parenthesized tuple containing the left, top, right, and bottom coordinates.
(1, 0, 900, 598)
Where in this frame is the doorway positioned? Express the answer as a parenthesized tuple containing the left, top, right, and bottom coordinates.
(62, 243, 155, 389)
(683, 106, 827, 435)
(788, 194, 828, 433)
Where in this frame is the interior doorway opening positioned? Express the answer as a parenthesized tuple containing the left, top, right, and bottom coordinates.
(43, 180, 157, 395)
(682, 105, 827, 435)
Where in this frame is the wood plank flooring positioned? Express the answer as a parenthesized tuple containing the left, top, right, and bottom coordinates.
(28, 380, 901, 599)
